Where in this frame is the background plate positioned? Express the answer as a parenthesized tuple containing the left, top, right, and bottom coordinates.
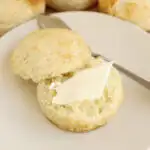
(0, 12, 150, 150)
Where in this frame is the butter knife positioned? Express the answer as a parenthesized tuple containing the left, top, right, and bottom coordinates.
(37, 14, 150, 90)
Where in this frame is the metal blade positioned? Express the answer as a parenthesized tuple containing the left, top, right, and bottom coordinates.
(37, 14, 71, 29)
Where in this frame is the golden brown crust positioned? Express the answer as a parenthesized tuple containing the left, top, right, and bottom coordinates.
(46, 0, 97, 11)
(0, 30, 5, 36)
(113, 2, 137, 20)
(26, 0, 45, 14)
(98, 0, 118, 14)
(28, 0, 44, 5)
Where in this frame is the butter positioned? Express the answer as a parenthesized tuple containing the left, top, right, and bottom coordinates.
(52, 62, 113, 105)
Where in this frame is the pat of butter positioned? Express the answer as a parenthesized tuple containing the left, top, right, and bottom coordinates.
(53, 62, 113, 104)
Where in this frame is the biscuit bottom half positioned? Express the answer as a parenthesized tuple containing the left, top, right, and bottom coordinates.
(37, 67, 123, 132)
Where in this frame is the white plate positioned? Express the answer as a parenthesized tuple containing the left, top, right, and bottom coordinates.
(0, 12, 150, 150)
